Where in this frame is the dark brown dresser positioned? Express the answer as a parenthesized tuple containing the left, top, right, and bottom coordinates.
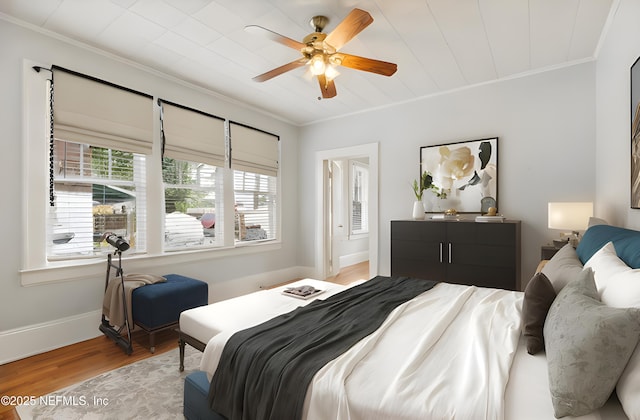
(391, 219, 521, 290)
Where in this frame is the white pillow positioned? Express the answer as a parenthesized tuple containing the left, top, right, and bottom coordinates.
(602, 268, 640, 308)
(618, 344, 640, 420)
(584, 242, 630, 295)
(584, 242, 640, 419)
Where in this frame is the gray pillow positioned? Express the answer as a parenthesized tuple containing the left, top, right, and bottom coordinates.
(541, 244, 583, 294)
(587, 216, 608, 227)
(543, 268, 640, 418)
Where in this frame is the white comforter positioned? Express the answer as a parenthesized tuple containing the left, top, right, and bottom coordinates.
(200, 282, 523, 420)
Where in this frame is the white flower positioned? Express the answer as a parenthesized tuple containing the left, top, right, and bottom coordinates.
(436, 146, 475, 190)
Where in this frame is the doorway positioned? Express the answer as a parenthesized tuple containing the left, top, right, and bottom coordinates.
(315, 143, 379, 281)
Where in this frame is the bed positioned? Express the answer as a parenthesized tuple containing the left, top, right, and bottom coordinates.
(177, 279, 357, 370)
(179, 223, 640, 420)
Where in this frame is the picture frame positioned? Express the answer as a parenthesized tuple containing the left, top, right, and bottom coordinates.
(631, 56, 640, 208)
(420, 137, 498, 214)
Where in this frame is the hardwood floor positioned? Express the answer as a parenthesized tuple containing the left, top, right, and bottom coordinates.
(0, 262, 369, 420)
(0, 329, 179, 420)
(325, 260, 370, 285)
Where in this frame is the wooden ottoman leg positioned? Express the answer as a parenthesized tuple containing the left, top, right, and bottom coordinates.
(149, 331, 155, 354)
(179, 337, 186, 372)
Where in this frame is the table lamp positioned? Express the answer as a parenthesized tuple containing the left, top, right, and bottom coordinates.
(548, 202, 593, 247)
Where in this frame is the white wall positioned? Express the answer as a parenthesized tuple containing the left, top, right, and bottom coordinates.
(298, 63, 597, 286)
(0, 19, 300, 363)
(595, 0, 640, 228)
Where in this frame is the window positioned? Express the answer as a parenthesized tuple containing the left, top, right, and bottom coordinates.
(229, 122, 279, 243)
(159, 100, 226, 250)
(23, 64, 280, 282)
(49, 140, 146, 258)
(47, 66, 153, 260)
(350, 161, 369, 236)
(233, 170, 277, 242)
(163, 158, 221, 248)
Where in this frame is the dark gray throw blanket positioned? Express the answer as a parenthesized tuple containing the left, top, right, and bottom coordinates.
(208, 276, 437, 420)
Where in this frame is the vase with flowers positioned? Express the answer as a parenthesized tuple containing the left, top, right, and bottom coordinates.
(411, 171, 434, 219)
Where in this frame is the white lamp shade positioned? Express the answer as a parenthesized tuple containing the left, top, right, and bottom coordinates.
(548, 202, 594, 231)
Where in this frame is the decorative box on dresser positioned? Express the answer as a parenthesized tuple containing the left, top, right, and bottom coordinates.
(391, 219, 522, 291)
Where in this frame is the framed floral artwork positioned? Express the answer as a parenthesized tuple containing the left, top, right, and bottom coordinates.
(420, 137, 498, 213)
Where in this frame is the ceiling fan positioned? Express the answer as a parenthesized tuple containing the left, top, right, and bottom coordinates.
(245, 8, 398, 99)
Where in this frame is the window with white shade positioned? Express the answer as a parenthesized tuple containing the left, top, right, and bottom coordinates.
(159, 100, 225, 250)
(23, 64, 281, 281)
(47, 66, 152, 259)
(229, 122, 279, 243)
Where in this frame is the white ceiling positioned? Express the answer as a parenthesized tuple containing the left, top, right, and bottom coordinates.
(0, 0, 615, 126)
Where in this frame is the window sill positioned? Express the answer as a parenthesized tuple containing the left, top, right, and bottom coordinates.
(348, 233, 369, 241)
(20, 241, 281, 286)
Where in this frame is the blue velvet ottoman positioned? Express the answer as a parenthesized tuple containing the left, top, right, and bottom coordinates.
(184, 370, 226, 420)
(131, 274, 207, 353)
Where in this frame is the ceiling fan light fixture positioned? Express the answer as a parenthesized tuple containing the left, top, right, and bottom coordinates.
(324, 64, 340, 81)
(310, 53, 326, 76)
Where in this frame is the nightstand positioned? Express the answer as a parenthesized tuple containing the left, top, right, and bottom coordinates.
(541, 245, 560, 260)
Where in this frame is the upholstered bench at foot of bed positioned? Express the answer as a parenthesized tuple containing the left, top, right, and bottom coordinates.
(184, 371, 226, 420)
(131, 274, 208, 353)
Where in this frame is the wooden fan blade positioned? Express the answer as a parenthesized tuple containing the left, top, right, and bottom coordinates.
(245, 25, 306, 50)
(317, 74, 337, 98)
(325, 8, 373, 51)
(335, 53, 397, 76)
(253, 58, 309, 82)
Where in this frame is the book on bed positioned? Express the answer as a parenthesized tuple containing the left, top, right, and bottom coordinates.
(282, 285, 324, 300)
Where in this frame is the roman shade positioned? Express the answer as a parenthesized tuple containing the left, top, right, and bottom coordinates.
(159, 100, 226, 168)
(52, 66, 153, 154)
(229, 122, 279, 177)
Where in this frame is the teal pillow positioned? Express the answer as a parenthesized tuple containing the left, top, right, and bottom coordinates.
(543, 268, 640, 418)
(576, 224, 640, 268)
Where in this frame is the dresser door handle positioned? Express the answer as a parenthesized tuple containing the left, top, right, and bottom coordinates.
(439, 242, 443, 263)
(448, 243, 452, 264)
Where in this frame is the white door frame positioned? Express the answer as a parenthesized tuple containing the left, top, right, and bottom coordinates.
(315, 143, 379, 280)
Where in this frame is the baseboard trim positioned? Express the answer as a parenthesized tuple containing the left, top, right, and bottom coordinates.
(0, 310, 102, 365)
(1, 266, 318, 364)
(339, 251, 369, 269)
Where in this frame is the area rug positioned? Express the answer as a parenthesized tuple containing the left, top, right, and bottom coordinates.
(16, 346, 201, 419)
